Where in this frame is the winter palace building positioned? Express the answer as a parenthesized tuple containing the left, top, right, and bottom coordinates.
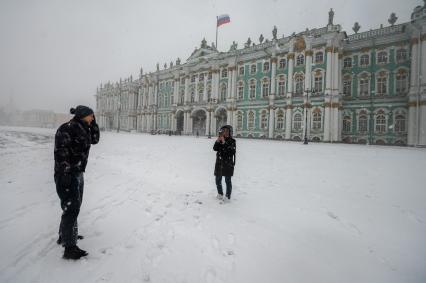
(95, 2, 426, 146)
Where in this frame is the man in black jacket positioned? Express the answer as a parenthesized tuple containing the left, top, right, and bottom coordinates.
(54, 105, 100, 260)
(213, 125, 236, 201)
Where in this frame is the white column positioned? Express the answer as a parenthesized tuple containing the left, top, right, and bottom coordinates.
(211, 112, 217, 133)
(173, 79, 179, 105)
(271, 58, 277, 96)
(323, 46, 333, 141)
(212, 70, 219, 100)
(184, 76, 190, 104)
(227, 68, 232, 99)
(231, 69, 237, 99)
(203, 75, 208, 102)
(189, 115, 193, 134)
(304, 51, 312, 92)
(268, 107, 275, 138)
(206, 111, 211, 136)
(287, 54, 294, 97)
(285, 105, 292, 139)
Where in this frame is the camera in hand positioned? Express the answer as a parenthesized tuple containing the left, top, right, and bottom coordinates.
(218, 129, 224, 136)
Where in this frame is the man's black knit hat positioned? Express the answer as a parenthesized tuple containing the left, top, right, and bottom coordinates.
(70, 105, 94, 119)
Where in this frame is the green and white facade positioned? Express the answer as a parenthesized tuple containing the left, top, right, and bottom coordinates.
(96, 3, 426, 146)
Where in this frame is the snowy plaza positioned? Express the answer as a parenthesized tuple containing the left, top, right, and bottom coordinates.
(0, 126, 425, 283)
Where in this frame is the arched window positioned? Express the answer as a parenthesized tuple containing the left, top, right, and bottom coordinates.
(220, 84, 227, 101)
(396, 49, 407, 62)
(237, 81, 244, 100)
(278, 76, 286, 96)
(343, 115, 351, 133)
(248, 111, 255, 130)
(276, 110, 284, 129)
(237, 112, 243, 130)
(295, 74, 304, 96)
(251, 64, 257, 74)
(394, 113, 406, 133)
(263, 62, 270, 72)
(293, 113, 302, 130)
(343, 57, 352, 68)
(313, 72, 323, 93)
(360, 54, 369, 66)
(375, 110, 386, 133)
(312, 109, 322, 130)
(296, 54, 305, 66)
(376, 72, 387, 96)
(249, 80, 256, 99)
(377, 51, 388, 64)
(260, 110, 268, 129)
(358, 111, 368, 132)
(315, 52, 324, 64)
(279, 59, 286, 69)
(396, 70, 408, 95)
(262, 79, 270, 97)
(359, 75, 370, 97)
(343, 76, 352, 97)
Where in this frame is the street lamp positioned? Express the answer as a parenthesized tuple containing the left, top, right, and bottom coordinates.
(303, 88, 312, 144)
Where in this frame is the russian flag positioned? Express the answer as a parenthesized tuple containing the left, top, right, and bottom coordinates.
(217, 14, 231, 27)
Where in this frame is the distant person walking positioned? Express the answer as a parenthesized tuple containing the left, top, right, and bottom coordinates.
(54, 105, 100, 260)
(213, 125, 236, 201)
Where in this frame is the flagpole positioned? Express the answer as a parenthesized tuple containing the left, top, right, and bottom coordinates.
(215, 16, 218, 50)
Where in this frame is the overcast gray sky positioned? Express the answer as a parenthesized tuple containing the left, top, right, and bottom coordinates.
(0, 0, 419, 113)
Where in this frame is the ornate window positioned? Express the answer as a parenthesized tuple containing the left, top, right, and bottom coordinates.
(221, 69, 228, 78)
(312, 109, 322, 130)
(199, 74, 204, 81)
(375, 111, 386, 133)
(237, 112, 243, 130)
(251, 64, 257, 74)
(239, 66, 244, 76)
(263, 62, 270, 72)
(276, 110, 284, 129)
(262, 78, 270, 97)
(396, 70, 408, 95)
(396, 49, 407, 62)
(343, 76, 352, 97)
(358, 111, 368, 132)
(191, 75, 196, 83)
(278, 76, 286, 96)
(237, 81, 244, 100)
(279, 59, 286, 69)
(293, 113, 302, 130)
(295, 74, 304, 96)
(359, 75, 370, 97)
(260, 110, 268, 129)
(220, 84, 227, 101)
(208, 72, 212, 80)
(377, 51, 388, 64)
(376, 72, 387, 96)
(249, 80, 256, 99)
(313, 73, 323, 93)
(394, 113, 406, 133)
(248, 111, 255, 130)
(360, 54, 369, 66)
(315, 52, 324, 64)
(343, 115, 351, 133)
(296, 54, 305, 66)
(343, 57, 352, 68)
(190, 90, 195, 103)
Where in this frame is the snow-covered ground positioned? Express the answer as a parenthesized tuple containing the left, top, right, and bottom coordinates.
(0, 126, 425, 283)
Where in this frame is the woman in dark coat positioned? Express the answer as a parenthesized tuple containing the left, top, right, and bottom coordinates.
(54, 105, 100, 260)
(213, 125, 236, 201)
